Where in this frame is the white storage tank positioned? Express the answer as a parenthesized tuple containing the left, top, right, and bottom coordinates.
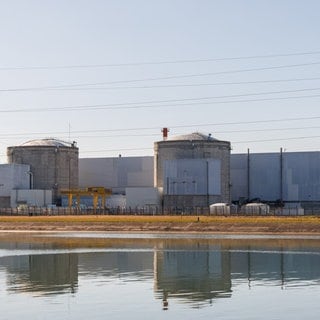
(242, 203, 270, 215)
(209, 203, 230, 215)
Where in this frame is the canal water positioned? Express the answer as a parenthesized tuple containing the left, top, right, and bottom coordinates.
(0, 233, 320, 319)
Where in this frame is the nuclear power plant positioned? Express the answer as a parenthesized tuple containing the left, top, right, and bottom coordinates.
(0, 130, 320, 214)
(154, 132, 231, 209)
(5, 138, 78, 206)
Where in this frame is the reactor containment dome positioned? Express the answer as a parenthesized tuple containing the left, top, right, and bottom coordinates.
(154, 132, 231, 210)
(7, 138, 79, 205)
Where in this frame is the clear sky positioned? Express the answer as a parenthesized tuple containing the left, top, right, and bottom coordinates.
(0, 0, 320, 162)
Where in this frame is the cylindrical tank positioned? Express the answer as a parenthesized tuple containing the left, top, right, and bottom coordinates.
(242, 203, 270, 215)
(154, 132, 231, 209)
(7, 138, 79, 204)
(209, 203, 230, 215)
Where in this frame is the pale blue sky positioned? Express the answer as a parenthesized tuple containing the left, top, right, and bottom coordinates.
(0, 0, 320, 161)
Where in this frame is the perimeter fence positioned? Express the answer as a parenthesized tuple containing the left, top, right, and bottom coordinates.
(1, 204, 320, 216)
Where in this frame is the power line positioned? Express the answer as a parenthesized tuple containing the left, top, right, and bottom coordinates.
(214, 125, 320, 134)
(3, 76, 320, 93)
(69, 126, 320, 139)
(1, 87, 320, 113)
(2, 61, 320, 92)
(53, 77, 320, 91)
(2, 131, 320, 155)
(79, 134, 320, 154)
(37, 124, 320, 140)
(1, 50, 320, 70)
(1, 115, 320, 138)
(233, 135, 320, 144)
(170, 116, 320, 128)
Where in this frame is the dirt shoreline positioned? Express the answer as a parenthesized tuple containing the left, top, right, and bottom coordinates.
(0, 215, 320, 234)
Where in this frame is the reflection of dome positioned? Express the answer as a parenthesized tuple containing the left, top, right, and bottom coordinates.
(21, 138, 74, 148)
(168, 132, 218, 142)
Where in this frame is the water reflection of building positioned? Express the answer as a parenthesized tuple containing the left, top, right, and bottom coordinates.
(154, 244, 232, 308)
(0, 240, 320, 308)
(153, 243, 320, 308)
(1, 254, 78, 295)
(230, 248, 320, 287)
(78, 251, 154, 277)
(0, 251, 154, 296)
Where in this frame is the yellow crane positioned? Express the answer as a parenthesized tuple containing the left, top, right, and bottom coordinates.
(60, 187, 112, 211)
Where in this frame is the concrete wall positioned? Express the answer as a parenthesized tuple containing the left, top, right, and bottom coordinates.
(0, 197, 10, 207)
(163, 159, 221, 195)
(0, 164, 30, 197)
(11, 189, 52, 207)
(7, 145, 78, 203)
(106, 194, 126, 208)
(154, 139, 231, 207)
(163, 195, 223, 208)
(155, 140, 230, 188)
(125, 187, 160, 209)
(79, 156, 154, 194)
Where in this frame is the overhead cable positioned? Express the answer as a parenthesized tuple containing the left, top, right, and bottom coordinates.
(2, 76, 320, 92)
(1, 87, 320, 113)
(1, 50, 320, 70)
(1, 61, 320, 91)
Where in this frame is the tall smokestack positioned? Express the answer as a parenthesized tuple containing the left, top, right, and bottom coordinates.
(162, 127, 169, 140)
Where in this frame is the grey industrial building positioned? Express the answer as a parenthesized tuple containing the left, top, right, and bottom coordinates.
(154, 132, 231, 209)
(79, 156, 153, 194)
(1, 134, 320, 212)
(0, 163, 30, 207)
(6, 138, 79, 205)
(78, 148, 320, 212)
(231, 150, 320, 205)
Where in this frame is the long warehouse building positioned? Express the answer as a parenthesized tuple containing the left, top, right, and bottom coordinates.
(1, 135, 320, 210)
(78, 150, 320, 208)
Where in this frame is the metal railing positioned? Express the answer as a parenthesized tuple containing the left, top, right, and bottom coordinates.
(0, 205, 320, 216)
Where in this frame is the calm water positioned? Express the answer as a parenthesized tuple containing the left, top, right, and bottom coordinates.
(0, 233, 320, 319)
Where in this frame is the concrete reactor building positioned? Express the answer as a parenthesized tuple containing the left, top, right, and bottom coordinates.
(154, 131, 231, 210)
(7, 138, 79, 204)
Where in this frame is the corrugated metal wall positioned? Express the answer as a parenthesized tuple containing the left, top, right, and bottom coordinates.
(230, 151, 320, 202)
